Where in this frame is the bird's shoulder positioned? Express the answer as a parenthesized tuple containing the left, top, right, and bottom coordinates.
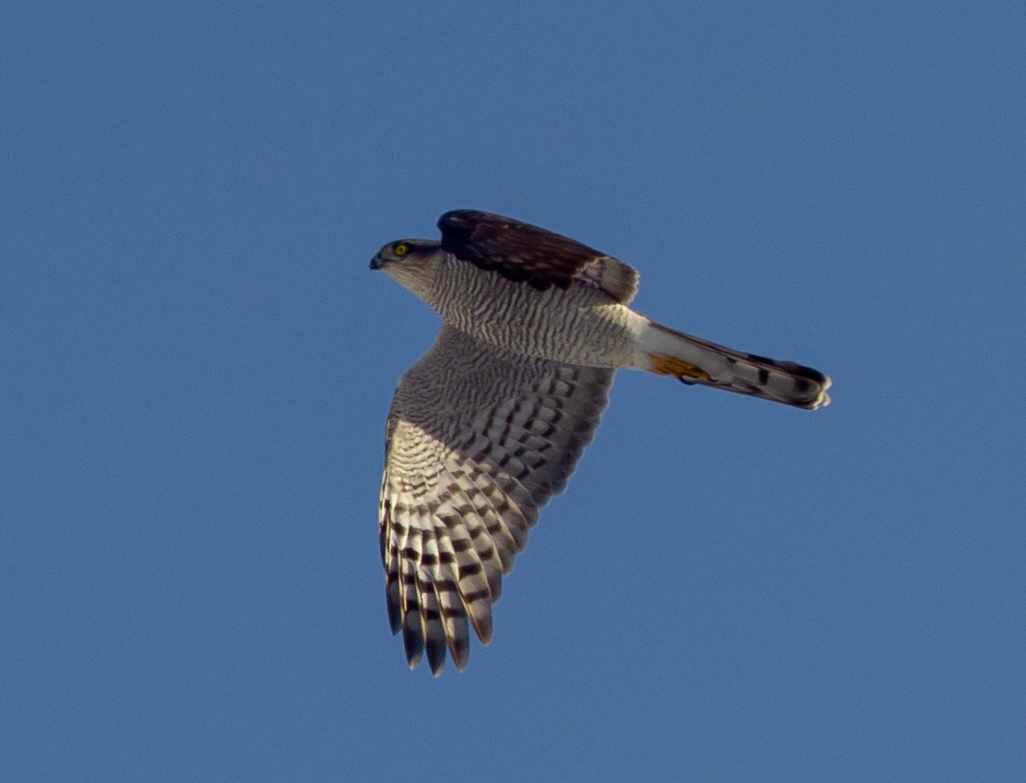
(438, 209, 639, 304)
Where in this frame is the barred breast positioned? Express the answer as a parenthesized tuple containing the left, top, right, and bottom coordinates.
(426, 256, 645, 368)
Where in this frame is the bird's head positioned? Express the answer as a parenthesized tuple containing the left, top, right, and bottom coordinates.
(370, 239, 443, 300)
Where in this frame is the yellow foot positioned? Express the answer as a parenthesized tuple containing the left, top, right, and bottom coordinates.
(649, 355, 710, 381)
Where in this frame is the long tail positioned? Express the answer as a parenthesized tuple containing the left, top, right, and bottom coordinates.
(634, 319, 831, 410)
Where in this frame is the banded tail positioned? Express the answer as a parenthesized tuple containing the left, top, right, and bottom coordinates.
(635, 320, 831, 410)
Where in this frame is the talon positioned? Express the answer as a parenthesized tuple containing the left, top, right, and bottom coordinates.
(649, 354, 711, 382)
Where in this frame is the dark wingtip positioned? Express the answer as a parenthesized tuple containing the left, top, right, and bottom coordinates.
(437, 209, 460, 228)
(437, 209, 477, 238)
(438, 210, 488, 257)
(402, 620, 424, 669)
(425, 637, 447, 676)
(385, 589, 402, 636)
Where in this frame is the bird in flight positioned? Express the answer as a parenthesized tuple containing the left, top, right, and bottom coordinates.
(370, 210, 831, 675)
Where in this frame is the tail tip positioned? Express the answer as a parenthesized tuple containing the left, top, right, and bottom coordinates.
(806, 376, 832, 410)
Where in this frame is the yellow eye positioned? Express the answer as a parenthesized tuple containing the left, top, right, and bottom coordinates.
(394, 243, 409, 256)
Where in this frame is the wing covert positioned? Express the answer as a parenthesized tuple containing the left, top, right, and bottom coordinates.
(438, 209, 638, 303)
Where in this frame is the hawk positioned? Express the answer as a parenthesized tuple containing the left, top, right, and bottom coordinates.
(370, 210, 830, 675)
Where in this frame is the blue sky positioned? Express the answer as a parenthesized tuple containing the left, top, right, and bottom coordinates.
(3, 2, 1023, 780)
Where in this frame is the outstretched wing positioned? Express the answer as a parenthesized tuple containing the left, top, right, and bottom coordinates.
(379, 325, 612, 675)
(438, 209, 639, 304)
